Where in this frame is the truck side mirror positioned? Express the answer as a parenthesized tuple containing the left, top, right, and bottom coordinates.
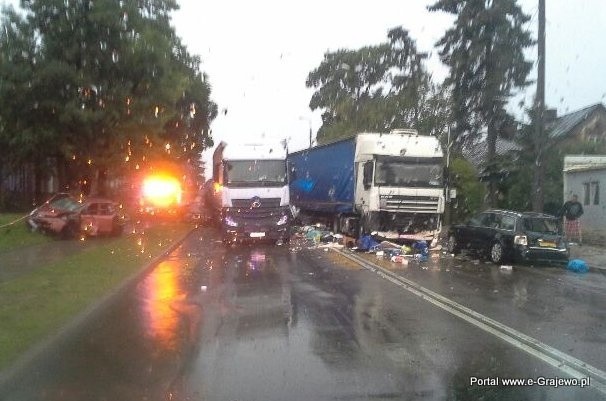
(288, 166, 297, 182)
(363, 161, 373, 190)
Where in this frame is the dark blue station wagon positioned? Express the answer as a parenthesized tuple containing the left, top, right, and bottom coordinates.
(447, 209, 570, 264)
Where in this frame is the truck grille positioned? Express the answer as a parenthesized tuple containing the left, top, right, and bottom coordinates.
(226, 204, 288, 221)
(380, 195, 439, 213)
(231, 198, 281, 209)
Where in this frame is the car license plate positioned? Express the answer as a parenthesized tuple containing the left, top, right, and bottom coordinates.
(539, 241, 556, 247)
(250, 232, 265, 238)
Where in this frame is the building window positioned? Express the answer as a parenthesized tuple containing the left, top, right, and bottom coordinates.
(591, 181, 600, 205)
(583, 182, 590, 205)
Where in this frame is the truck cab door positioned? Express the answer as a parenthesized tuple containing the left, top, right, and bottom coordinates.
(354, 160, 373, 213)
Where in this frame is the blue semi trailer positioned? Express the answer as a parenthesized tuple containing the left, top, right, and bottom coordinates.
(288, 130, 450, 243)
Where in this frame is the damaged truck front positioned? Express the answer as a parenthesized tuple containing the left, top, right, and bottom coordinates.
(288, 129, 452, 244)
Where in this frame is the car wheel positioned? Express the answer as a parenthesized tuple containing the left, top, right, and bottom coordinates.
(447, 234, 460, 254)
(490, 242, 505, 264)
(61, 222, 79, 240)
(111, 222, 124, 237)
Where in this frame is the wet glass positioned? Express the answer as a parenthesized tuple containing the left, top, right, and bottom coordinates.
(523, 217, 561, 234)
(224, 160, 287, 186)
(374, 160, 442, 187)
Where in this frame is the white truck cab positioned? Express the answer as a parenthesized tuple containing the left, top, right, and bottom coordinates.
(210, 141, 290, 243)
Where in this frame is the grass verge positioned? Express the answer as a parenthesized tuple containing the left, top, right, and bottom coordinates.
(0, 214, 52, 253)
(0, 222, 192, 370)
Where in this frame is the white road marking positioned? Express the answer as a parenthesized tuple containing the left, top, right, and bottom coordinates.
(334, 249, 606, 395)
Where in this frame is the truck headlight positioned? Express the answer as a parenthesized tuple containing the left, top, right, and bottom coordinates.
(514, 235, 527, 246)
(224, 216, 238, 227)
(277, 215, 288, 226)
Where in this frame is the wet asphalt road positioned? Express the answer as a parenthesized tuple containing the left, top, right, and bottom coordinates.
(2, 227, 606, 401)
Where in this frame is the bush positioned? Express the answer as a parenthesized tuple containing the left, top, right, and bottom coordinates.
(449, 157, 486, 223)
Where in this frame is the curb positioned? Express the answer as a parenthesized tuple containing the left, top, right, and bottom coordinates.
(569, 245, 606, 272)
(0, 226, 196, 393)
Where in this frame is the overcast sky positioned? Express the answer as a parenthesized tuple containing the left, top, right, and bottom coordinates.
(170, 0, 606, 162)
(3, 0, 605, 168)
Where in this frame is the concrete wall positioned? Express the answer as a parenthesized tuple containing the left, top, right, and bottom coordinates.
(564, 168, 606, 245)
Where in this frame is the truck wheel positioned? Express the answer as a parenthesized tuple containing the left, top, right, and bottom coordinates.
(332, 215, 340, 234)
(359, 212, 377, 238)
(358, 216, 368, 238)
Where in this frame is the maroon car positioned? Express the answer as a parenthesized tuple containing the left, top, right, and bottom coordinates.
(28, 194, 124, 238)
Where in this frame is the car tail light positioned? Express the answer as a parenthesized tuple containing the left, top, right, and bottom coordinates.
(514, 235, 527, 246)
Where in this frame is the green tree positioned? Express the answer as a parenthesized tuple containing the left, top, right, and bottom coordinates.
(450, 156, 486, 222)
(0, 5, 58, 204)
(306, 27, 446, 143)
(429, 0, 534, 207)
(505, 112, 606, 213)
(1, 0, 215, 200)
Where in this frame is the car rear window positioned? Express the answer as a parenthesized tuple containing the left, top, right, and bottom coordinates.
(522, 217, 561, 234)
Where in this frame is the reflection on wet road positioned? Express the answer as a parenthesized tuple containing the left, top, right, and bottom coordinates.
(2, 227, 605, 400)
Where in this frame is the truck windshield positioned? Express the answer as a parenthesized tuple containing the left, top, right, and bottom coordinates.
(374, 160, 442, 188)
(224, 160, 287, 187)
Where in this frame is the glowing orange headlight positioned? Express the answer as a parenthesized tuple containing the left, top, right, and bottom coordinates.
(142, 175, 182, 207)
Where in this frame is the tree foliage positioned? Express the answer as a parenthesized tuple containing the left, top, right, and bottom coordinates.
(0, 0, 215, 200)
(429, 0, 533, 206)
(503, 111, 606, 214)
(450, 156, 486, 222)
(306, 27, 449, 144)
(0, 6, 44, 168)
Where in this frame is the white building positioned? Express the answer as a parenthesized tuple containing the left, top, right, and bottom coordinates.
(563, 156, 606, 244)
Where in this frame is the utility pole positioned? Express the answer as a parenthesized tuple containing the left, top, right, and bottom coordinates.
(309, 126, 313, 148)
(299, 116, 313, 148)
(533, 0, 546, 212)
(444, 126, 453, 226)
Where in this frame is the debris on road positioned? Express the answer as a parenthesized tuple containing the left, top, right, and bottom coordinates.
(567, 259, 588, 273)
(296, 225, 445, 268)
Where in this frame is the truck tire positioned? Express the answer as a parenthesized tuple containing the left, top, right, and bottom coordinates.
(357, 220, 364, 238)
(332, 215, 341, 234)
(359, 213, 377, 238)
(358, 216, 369, 238)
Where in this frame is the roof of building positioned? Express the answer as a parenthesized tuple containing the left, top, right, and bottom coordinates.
(548, 103, 606, 140)
(563, 155, 606, 173)
(462, 103, 606, 172)
(461, 136, 522, 170)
